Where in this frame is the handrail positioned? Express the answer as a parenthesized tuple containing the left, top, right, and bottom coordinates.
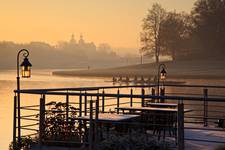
(14, 83, 225, 93)
(14, 91, 225, 102)
(14, 85, 155, 93)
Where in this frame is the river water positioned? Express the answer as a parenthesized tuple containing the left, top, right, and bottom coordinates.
(0, 69, 112, 150)
(1, 69, 225, 150)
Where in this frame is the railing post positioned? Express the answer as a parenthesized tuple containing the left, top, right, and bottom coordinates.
(66, 93, 69, 123)
(117, 89, 120, 114)
(39, 94, 45, 145)
(203, 88, 208, 127)
(102, 90, 105, 113)
(130, 89, 133, 107)
(13, 95, 17, 149)
(95, 93, 99, 142)
(141, 88, 145, 107)
(160, 88, 165, 103)
(96, 93, 99, 120)
(89, 100, 93, 150)
(79, 91, 82, 117)
(17, 91, 21, 147)
(151, 88, 155, 103)
(84, 91, 87, 116)
(177, 99, 184, 150)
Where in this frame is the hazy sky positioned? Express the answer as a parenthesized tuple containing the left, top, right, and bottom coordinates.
(0, 0, 196, 53)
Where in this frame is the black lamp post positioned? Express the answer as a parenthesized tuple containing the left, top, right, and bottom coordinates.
(16, 49, 32, 147)
(157, 63, 166, 97)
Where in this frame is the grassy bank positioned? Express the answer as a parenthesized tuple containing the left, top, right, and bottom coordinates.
(52, 60, 225, 79)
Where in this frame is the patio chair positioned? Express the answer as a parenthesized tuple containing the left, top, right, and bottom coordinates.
(153, 112, 177, 141)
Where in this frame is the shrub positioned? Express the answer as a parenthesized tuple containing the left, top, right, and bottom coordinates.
(94, 132, 171, 150)
(42, 101, 83, 142)
(9, 136, 34, 150)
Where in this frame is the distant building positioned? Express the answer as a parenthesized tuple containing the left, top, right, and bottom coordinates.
(68, 34, 96, 52)
(78, 34, 85, 45)
(70, 33, 76, 44)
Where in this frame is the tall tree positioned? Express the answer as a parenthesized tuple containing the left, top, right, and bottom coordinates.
(192, 0, 225, 59)
(160, 12, 193, 60)
(140, 3, 166, 63)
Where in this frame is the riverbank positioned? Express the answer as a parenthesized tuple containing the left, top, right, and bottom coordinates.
(52, 60, 225, 79)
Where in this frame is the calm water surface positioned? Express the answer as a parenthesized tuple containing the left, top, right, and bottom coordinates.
(1, 69, 225, 150)
(0, 69, 111, 150)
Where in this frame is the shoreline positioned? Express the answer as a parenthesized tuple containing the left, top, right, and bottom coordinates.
(52, 60, 225, 80)
(53, 72, 225, 80)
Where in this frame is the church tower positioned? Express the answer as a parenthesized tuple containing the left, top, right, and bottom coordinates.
(78, 34, 85, 45)
(70, 33, 76, 44)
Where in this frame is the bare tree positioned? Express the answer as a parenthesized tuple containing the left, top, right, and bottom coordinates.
(140, 3, 166, 64)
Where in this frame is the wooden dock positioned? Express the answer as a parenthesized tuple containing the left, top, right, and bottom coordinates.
(110, 76, 186, 85)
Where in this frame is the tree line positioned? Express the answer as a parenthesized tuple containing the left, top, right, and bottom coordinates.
(140, 0, 225, 63)
(0, 41, 122, 69)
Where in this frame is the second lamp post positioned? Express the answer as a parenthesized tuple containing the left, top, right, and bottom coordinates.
(157, 63, 167, 98)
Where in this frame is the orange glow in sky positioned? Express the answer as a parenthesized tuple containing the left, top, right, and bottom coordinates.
(0, 0, 196, 50)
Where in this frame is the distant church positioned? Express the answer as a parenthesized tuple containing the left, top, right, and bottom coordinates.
(68, 34, 96, 51)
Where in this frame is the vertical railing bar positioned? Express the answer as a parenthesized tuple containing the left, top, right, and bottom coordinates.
(152, 88, 156, 103)
(160, 88, 165, 103)
(117, 89, 120, 114)
(141, 88, 145, 107)
(89, 99, 93, 150)
(79, 91, 82, 117)
(177, 99, 184, 150)
(102, 89, 105, 113)
(130, 88, 133, 107)
(66, 91, 69, 123)
(84, 91, 87, 116)
(204, 88, 208, 127)
(39, 94, 45, 145)
(13, 94, 17, 149)
(17, 91, 21, 147)
(95, 92, 99, 143)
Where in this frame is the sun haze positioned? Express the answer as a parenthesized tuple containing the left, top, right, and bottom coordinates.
(0, 0, 195, 53)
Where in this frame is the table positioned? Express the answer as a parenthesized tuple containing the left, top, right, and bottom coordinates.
(77, 113, 140, 123)
(77, 113, 140, 140)
(115, 106, 192, 113)
(115, 106, 192, 140)
(147, 103, 177, 108)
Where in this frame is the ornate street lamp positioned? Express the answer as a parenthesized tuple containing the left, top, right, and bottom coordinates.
(160, 67, 167, 81)
(20, 57, 32, 78)
(15, 49, 32, 147)
(157, 64, 166, 97)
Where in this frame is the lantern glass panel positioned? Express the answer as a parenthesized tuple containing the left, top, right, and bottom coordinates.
(160, 72, 166, 80)
(21, 66, 31, 78)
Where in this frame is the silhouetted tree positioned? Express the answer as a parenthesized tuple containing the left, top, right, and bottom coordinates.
(192, 0, 225, 59)
(160, 12, 193, 60)
(140, 3, 166, 64)
(0, 40, 122, 69)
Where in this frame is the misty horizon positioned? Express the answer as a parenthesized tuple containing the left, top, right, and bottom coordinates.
(0, 35, 140, 56)
(0, 34, 146, 69)
(0, 0, 196, 52)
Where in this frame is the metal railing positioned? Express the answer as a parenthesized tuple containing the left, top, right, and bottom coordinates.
(13, 84, 225, 150)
